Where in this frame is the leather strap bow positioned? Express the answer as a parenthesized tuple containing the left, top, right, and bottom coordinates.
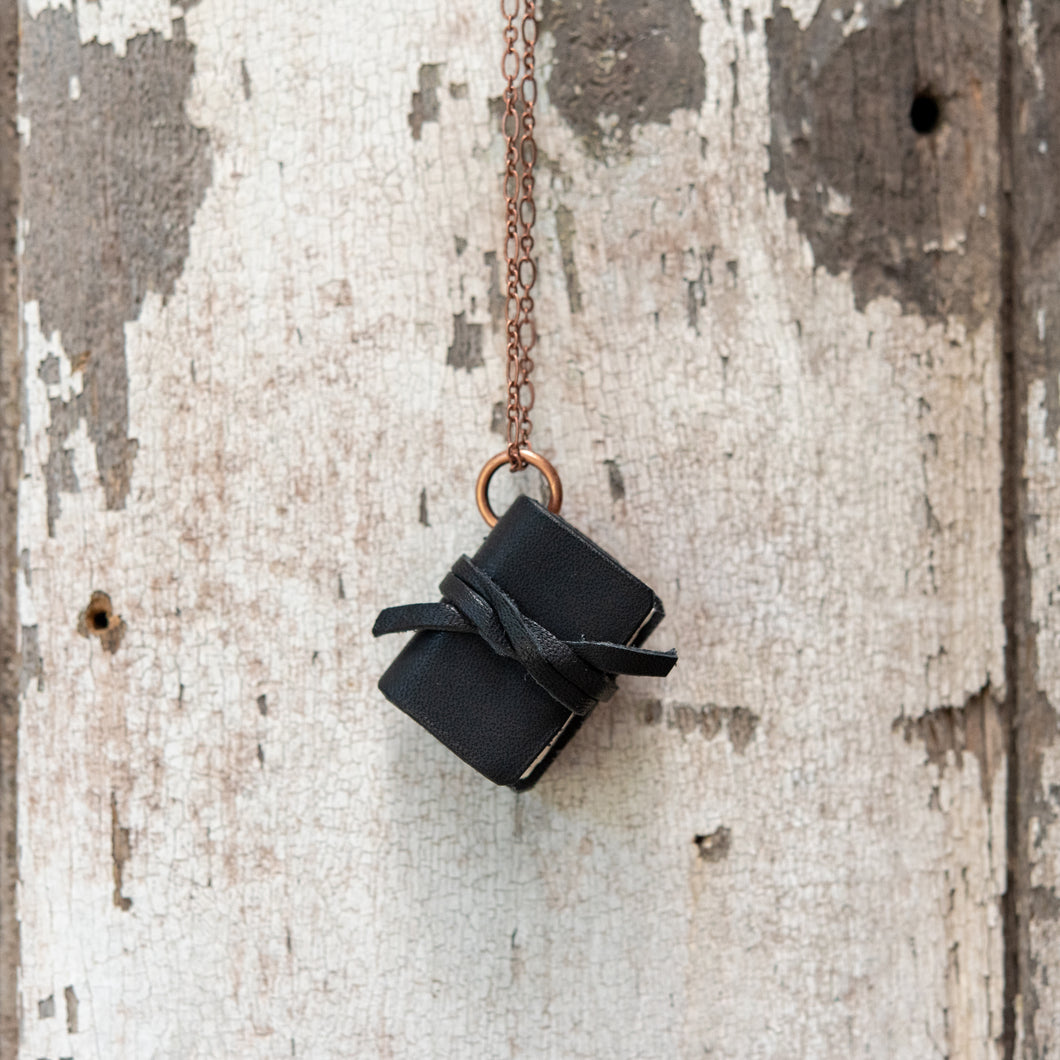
(372, 555, 677, 716)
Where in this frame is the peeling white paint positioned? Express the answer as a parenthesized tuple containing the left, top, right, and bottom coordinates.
(1019, 0, 1046, 94)
(824, 186, 852, 216)
(1025, 380, 1060, 1053)
(840, 1, 870, 38)
(16, 0, 1005, 1057)
(26, 0, 178, 56)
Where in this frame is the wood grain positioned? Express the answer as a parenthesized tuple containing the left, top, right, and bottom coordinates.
(1007, 0, 1060, 1054)
(14, 1, 1007, 1057)
(0, 0, 18, 1052)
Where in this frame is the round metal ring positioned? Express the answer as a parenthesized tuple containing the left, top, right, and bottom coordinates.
(475, 448, 563, 528)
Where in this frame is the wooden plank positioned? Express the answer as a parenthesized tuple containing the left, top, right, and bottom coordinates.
(0, 0, 19, 1053)
(15, 0, 1005, 1056)
(1007, 0, 1060, 1054)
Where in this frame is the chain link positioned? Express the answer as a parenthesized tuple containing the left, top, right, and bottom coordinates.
(501, 0, 538, 470)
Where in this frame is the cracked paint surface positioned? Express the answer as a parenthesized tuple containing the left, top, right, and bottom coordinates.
(21, 6, 211, 520)
(766, 0, 997, 325)
(16, 0, 1005, 1057)
(1005, 0, 1060, 1051)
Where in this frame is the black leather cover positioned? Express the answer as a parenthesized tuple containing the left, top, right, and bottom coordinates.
(374, 495, 674, 789)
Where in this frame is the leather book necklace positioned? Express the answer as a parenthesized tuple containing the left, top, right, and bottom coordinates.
(373, 0, 677, 789)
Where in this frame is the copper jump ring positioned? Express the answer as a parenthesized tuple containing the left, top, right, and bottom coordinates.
(476, 448, 563, 528)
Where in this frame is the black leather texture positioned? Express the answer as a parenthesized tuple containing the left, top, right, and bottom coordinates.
(373, 495, 676, 789)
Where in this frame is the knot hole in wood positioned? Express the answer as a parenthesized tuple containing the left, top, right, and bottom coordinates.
(78, 590, 125, 653)
(910, 90, 942, 135)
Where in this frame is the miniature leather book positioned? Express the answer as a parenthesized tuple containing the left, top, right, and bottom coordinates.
(373, 495, 676, 789)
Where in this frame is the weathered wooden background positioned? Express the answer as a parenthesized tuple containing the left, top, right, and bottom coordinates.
(3, 0, 1060, 1056)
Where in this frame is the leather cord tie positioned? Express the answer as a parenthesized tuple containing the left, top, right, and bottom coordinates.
(372, 555, 677, 716)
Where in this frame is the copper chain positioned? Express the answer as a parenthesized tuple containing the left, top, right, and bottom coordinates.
(501, 0, 538, 470)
